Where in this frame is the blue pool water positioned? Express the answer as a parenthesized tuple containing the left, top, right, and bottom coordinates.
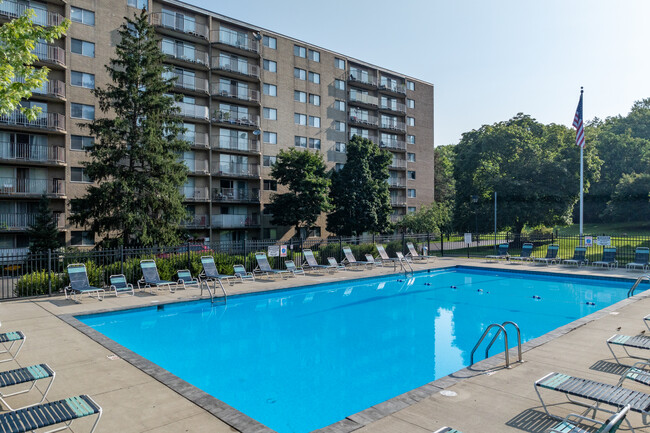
(78, 267, 636, 433)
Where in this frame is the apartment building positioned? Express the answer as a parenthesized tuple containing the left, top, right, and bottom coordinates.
(0, 0, 434, 250)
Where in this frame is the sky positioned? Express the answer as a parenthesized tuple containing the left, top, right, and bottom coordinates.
(186, 0, 650, 146)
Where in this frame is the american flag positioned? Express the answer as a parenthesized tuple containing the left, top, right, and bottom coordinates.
(573, 91, 585, 148)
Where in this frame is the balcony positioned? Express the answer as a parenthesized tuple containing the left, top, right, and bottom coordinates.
(348, 71, 377, 88)
(379, 80, 406, 95)
(389, 159, 407, 169)
(379, 100, 406, 114)
(0, 142, 65, 165)
(174, 102, 209, 121)
(160, 42, 209, 68)
(150, 11, 208, 40)
(213, 162, 260, 178)
(349, 132, 378, 144)
(212, 135, 260, 154)
(211, 214, 260, 229)
(183, 159, 209, 175)
(349, 113, 378, 127)
(390, 214, 404, 223)
(0, 213, 64, 231)
(379, 139, 406, 151)
(0, 110, 65, 132)
(212, 188, 260, 203)
(165, 72, 209, 94)
(33, 43, 65, 68)
(212, 28, 260, 55)
(180, 186, 210, 202)
(388, 178, 406, 188)
(212, 109, 259, 129)
(348, 91, 378, 107)
(0, 178, 65, 197)
(31, 79, 66, 100)
(211, 57, 260, 80)
(180, 214, 209, 229)
(390, 197, 406, 207)
(179, 132, 209, 149)
(0, 1, 65, 27)
(380, 119, 406, 132)
(211, 83, 260, 104)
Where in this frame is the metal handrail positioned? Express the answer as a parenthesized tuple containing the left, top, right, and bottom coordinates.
(484, 321, 522, 364)
(398, 256, 413, 276)
(200, 278, 227, 304)
(628, 274, 650, 297)
(470, 321, 522, 368)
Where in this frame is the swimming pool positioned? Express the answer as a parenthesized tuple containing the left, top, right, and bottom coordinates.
(77, 266, 637, 433)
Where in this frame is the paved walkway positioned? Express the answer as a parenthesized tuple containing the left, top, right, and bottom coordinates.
(1, 258, 649, 432)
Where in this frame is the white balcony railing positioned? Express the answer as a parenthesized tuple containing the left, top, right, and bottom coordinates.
(0, 213, 64, 230)
(211, 214, 260, 228)
(175, 102, 209, 120)
(211, 83, 260, 103)
(211, 57, 259, 78)
(212, 28, 259, 53)
(0, 141, 65, 164)
(150, 11, 208, 39)
(214, 162, 260, 177)
(212, 110, 259, 128)
(212, 135, 260, 153)
(0, 110, 65, 131)
(212, 188, 260, 202)
(180, 186, 209, 201)
(0, 177, 65, 196)
(164, 72, 208, 93)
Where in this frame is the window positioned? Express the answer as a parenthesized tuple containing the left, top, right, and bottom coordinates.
(71, 71, 95, 89)
(407, 152, 416, 162)
(71, 231, 94, 246)
(263, 83, 277, 96)
(71, 103, 95, 120)
(407, 189, 416, 198)
(71, 7, 95, 26)
(334, 121, 345, 132)
(308, 49, 320, 62)
(294, 68, 306, 80)
(293, 45, 306, 58)
(407, 117, 415, 126)
(407, 80, 415, 91)
(308, 116, 320, 127)
(71, 135, 94, 151)
(263, 35, 276, 49)
(407, 135, 415, 144)
(263, 131, 277, 144)
(308, 72, 320, 84)
(263, 59, 277, 72)
(71, 39, 95, 57)
(309, 138, 321, 149)
(335, 142, 346, 153)
(294, 90, 306, 103)
(334, 100, 345, 111)
(407, 99, 415, 109)
(294, 113, 307, 125)
(127, 0, 147, 9)
(408, 207, 417, 214)
(71, 167, 91, 183)
(335, 163, 345, 171)
(263, 155, 276, 166)
(407, 170, 416, 180)
(309, 94, 320, 106)
(263, 107, 277, 120)
(335, 79, 345, 90)
(263, 228, 277, 239)
(335, 58, 345, 69)
(294, 136, 307, 147)
(263, 179, 277, 191)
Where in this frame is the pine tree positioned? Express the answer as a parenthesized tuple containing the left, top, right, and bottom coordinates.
(69, 11, 189, 247)
(327, 136, 392, 236)
(26, 195, 61, 254)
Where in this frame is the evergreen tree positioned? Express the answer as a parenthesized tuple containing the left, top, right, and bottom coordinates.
(69, 11, 189, 247)
(26, 195, 61, 254)
(327, 136, 392, 236)
(266, 149, 331, 238)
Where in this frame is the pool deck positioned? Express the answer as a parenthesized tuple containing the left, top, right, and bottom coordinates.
(2, 257, 650, 433)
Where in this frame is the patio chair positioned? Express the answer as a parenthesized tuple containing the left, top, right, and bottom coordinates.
(395, 251, 412, 263)
(0, 394, 102, 433)
(0, 363, 55, 411)
(285, 260, 305, 276)
(486, 244, 509, 262)
(302, 249, 337, 273)
(606, 333, 650, 364)
(617, 361, 650, 388)
(254, 252, 289, 278)
(138, 260, 176, 293)
(233, 264, 255, 281)
(200, 256, 237, 285)
(365, 254, 383, 267)
(592, 247, 618, 269)
(626, 247, 649, 271)
(511, 243, 534, 263)
(406, 242, 428, 262)
(65, 264, 105, 302)
(327, 257, 346, 270)
(563, 247, 588, 267)
(534, 244, 560, 266)
(342, 246, 373, 269)
(376, 245, 399, 269)
(177, 269, 200, 289)
(108, 274, 134, 297)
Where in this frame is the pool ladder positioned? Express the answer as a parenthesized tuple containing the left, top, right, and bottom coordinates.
(627, 274, 650, 297)
(398, 257, 414, 276)
(470, 321, 522, 368)
(201, 278, 228, 304)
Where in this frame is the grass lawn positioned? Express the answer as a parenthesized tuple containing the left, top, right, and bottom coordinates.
(555, 222, 650, 236)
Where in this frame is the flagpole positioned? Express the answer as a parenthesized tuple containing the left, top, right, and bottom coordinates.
(579, 87, 584, 246)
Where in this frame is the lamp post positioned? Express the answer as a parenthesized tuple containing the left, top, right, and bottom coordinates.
(471, 195, 478, 242)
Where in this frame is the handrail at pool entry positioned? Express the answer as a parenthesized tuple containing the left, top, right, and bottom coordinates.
(398, 256, 413, 276)
(201, 278, 228, 304)
(470, 321, 522, 368)
(485, 321, 522, 364)
(628, 274, 650, 298)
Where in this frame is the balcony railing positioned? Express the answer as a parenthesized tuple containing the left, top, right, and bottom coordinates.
(165, 72, 208, 93)
(33, 43, 65, 67)
(212, 135, 260, 153)
(390, 214, 404, 223)
(212, 188, 260, 203)
(0, 178, 65, 196)
(380, 119, 406, 132)
(183, 159, 209, 175)
(211, 214, 260, 228)
(180, 214, 209, 228)
(0, 142, 65, 164)
(0, 1, 65, 27)
(349, 133, 378, 144)
(179, 132, 209, 149)
(31, 79, 65, 99)
(211, 83, 260, 103)
(348, 71, 377, 87)
(180, 186, 209, 201)
(175, 102, 209, 120)
(388, 179, 406, 188)
(213, 162, 260, 178)
(212, 28, 259, 54)
(211, 57, 260, 79)
(389, 159, 407, 169)
(349, 113, 378, 127)
(348, 92, 378, 107)
(0, 110, 65, 131)
(212, 110, 259, 128)
(390, 198, 406, 206)
(379, 101, 406, 113)
(379, 80, 407, 94)
(160, 42, 209, 67)
(379, 139, 406, 151)
(0, 213, 64, 230)
(150, 11, 208, 39)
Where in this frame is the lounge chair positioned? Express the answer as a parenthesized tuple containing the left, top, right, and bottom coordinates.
(486, 244, 509, 261)
(626, 247, 650, 271)
(376, 245, 399, 268)
(302, 249, 337, 273)
(138, 260, 176, 293)
(108, 274, 134, 297)
(365, 254, 383, 267)
(65, 264, 105, 302)
(177, 269, 200, 289)
(0, 394, 102, 433)
(563, 247, 588, 267)
(254, 252, 289, 278)
(606, 333, 650, 364)
(534, 244, 559, 266)
(0, 324, 25, 363)
(617, 361, 650, 388)
(200, 256, 237, 285)
(327, 257, 346, 270)
(593, 247, 618, 269)
(0, 363, 55, 411)
(233, 264, 255, 281)
(285, 260, 305, 276)
(395, 251, 412, 263)
(511, 243, 534, 263)
(535, 372, 645, 428)
(342, 246, 373, 269)
(406, 242, 428, 262)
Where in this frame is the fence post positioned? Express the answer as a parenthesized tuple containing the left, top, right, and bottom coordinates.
(339, 237, 342, 261)
(120, 245, 124, 275)
(47, 249, 52, 296)
(243, 239, 248, 272)
(187, 242, 191, 269)
(440, 233, 444, 257)
(427, 233, 430, 256)
(401, 230, 406, 254)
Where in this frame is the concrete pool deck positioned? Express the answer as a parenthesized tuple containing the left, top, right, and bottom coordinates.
(1, 257, 650, 433)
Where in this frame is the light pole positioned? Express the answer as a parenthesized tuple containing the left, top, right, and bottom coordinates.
(471, 195, 478, 241)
